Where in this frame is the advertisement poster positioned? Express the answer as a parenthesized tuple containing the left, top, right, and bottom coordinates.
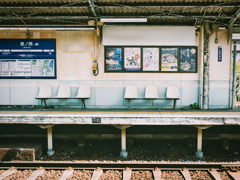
(161, 48, 178, 71)
(124, 48, 141, 71)
(143, 48, 159, 71)
(179, 47, 197, 72)
(105, 47, 123, 71)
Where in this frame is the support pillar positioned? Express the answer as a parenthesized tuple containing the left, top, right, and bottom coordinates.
(202, 22, 212, 110)
(232, 42, 237, 109)
(120, 128, 128, 158)
(194, 125, 212, 159)
(77, 136, 85, 147)
(223, 139, 229, 150)
(36, 125, 55, 156)
(46, 126, 55, 156)
(195, 128, 203, 158)
(113, 125, 132, 158)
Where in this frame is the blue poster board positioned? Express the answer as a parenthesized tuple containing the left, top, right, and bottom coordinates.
(0, 39, 56, 79)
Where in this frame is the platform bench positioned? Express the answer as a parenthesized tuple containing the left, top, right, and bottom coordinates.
(35, 84, 90, 111)
(124, 85, 180, 110)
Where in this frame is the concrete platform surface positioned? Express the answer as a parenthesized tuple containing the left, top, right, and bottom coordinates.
(0, 109, 240, 125)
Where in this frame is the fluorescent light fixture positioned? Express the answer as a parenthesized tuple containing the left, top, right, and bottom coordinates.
(101, 18, 147, 22)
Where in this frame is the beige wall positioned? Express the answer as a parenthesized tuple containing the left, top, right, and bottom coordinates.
(209, 30, 231, 81)
(56, 31, 95, 80)
(0, 29, 201, 82)
(0, 28, 232, 108)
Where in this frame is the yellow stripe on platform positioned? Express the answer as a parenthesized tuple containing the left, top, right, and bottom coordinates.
(148, 112, 160, 114)
(138, 112, 149, 114)
(125, 112, 138, 115)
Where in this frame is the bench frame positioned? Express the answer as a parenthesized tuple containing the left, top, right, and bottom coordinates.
(126, 98, 180, 110)
(35, 97, 88, 111)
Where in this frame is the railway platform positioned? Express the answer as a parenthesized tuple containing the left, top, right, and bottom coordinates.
(0, 108, 240, 126)
(0, 108, 240, 158)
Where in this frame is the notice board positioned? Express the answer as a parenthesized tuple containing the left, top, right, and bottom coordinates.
(0, 39, 56, 79)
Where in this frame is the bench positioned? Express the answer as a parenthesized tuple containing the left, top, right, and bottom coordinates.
(124, 85, 180, 110)
(35, 84, 90, 111)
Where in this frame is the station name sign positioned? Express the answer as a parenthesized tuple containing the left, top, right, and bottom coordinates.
(0, 39, 56, 79)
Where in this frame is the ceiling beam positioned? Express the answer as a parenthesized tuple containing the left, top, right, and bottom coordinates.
(228, 7, 240, 43)
(228, 7, 240, 28)
(0, 15, 237, 20)
(233, 27, 240, 33)
(88, 0, 99, 17)
(0, 1, 239, 7)
(0, 5, 237, 8)
(0, 16, 92, 20)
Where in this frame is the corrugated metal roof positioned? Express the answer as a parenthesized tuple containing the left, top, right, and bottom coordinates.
(0, 0, 239, 27)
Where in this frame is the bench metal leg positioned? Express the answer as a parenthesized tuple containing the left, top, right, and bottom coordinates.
(128, 99, 131, 110)
(173, 99, 177, 110)
(44, 99, 48, 108)
(82, 99, 86, 109)
(41, 99, 43, 111)
(40, 99, 48, 111)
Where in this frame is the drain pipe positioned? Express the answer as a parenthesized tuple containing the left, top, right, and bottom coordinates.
(232, 41, 237, 109)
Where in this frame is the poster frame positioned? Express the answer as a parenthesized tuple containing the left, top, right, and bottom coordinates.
(142, 47, 160, 72)
(0, 39, 57, 79)
(160, 47, 179, 72)
(104, 47, 123, 72)
(104, 46, 198, 73)
(124, 47, 141, 72)
(179, 46, 198, 73)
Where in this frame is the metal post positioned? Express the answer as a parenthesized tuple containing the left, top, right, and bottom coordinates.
(199, 25, 204, 109)
(82, 99, 86, 109)
(202, 22, 211, 110)
(232, 42, 237, 109)
(195, 128, 203, 158)
(47, 126, 55, 156)
(120, 128, 128, 157)
(197, 128, 202, 151)
(41, 99, 43, 111)
(173, 99, 176, 110)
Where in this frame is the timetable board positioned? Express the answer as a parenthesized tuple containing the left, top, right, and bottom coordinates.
(0, 39, 56, 79)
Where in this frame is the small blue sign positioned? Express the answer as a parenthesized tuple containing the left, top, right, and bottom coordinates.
(218, 46, 222, 62)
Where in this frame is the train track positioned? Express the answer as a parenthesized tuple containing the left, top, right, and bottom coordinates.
(0, 161, 239, 180)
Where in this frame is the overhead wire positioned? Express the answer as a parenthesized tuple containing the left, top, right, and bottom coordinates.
(10, 11, 30, 38)
(2, 0, 240, 26)
(103, 1, 240, 24)
(7, 1, 90, 26)
(26, 1, 88, 17)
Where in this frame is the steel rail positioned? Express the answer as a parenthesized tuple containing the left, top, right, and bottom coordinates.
(0, 161, 239, 170)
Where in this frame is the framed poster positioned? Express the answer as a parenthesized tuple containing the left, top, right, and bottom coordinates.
(179, 47, 197, 72)
(143, 48, 159, 71)
(105, 47, 123, 71)
(0, 39, 56, 79)
(161, 48, 178, 71)
(124, 47, 141, 71)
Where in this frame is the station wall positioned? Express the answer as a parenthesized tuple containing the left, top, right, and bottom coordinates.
(0, 27, 232, 109)
(209, 30, 231, 108)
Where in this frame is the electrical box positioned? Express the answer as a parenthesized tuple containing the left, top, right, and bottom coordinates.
(212, 24, 219, 32)
(92, 63, 98, 70)
(92, 57, 98, 71)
